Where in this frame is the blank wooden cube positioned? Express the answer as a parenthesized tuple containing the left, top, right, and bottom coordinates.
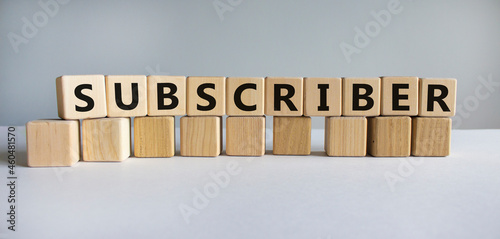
(367, 116, 411, 157)
(265, 77, 303, 116)
(82, 118, 131, 162)
(56, 75, 107, 119)
(226, 77, 265, 116)
(273, 116, 311, 155)
(325, 117, 367, 156)
(134, 116, 175, 158)
(26, 120, 80, 167)
(419, 78, 457, 117)
(180, 116, 221, 157)
(106, 75, 147, 117)
(226, 116, 265, 156)
(304, 77, 342, 116)
(381, 76, 418, 116)
(186, 76, 225, 116)
(147, 75, 186, 116)
(343, 77, 381, 116)
(412, 117, 451, 156)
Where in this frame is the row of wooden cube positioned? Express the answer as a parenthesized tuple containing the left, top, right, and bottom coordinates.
(26, 116, 451, 167)
(57, 75, 457, 119)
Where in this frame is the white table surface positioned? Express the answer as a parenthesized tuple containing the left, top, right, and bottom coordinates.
(0, 126, 499, 239)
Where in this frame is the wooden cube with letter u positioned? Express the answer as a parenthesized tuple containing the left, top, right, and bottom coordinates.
(273, 116, 311, 155)
(180, 116, 221, 157)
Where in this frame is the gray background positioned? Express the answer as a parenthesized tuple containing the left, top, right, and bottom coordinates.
(1, 0, 499, 128)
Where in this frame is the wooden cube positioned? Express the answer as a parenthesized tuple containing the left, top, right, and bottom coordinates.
(304, 77, 342, 116)
(82, 118, 131, 161)
(26, 120, 80, 167)
(106, 75, 147, 117)
(180, 116, 221, 157)
(147, 75, 186, 116)
(367, 116, 411, 157)
(265, 77, 303, 116)
(226, 116, 265, 156)
(381, 76, 418, 116)
(186, 76, 225, 116)
(273, 116, 311, 155)
(419, 78, 457, 117)
(56, 75, 107, 119)
(134, 116, 175, 157)
(325, 117, 367, 156)
(226, 77, 265, 116)
(411, 117, 451, 156)
(342, 77, 381, 116)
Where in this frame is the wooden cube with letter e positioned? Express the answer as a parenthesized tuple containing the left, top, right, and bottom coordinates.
(381, 76, 418, 116)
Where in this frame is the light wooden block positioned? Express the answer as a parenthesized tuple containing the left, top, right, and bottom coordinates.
(226, 116, 265, 156)
(419, 78, 457, 117)
(26, 120, 80, 167)
(226, 77, 265, 116)
(342, 77, 381, 116)
(180, 116, 221, 157)
(325, 117, 367, 157)
(186, 76, 225, 116)
(304, 77, 342, 116)
(56, 75, 107, 119)
(134, 116, 175, 158)
(411, 117, 451, 156)
(367, 116, 411, 157)
(147, 75, 186, 116)
(82, 118, 131, 161)
(381, 76, 419, 116)
(273, 116, 311, 155)
(106, 75, 147, 117)
(265, 77, 303, 116)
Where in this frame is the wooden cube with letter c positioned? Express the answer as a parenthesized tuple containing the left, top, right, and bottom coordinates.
(226, 77, 264, 116)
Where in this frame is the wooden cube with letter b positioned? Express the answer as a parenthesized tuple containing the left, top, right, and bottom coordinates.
(180, 116, 221, 157)
(187, 76, 225, 116)
(26, 120, 80, 167)
(419, 78, 456, 117)
(343, 77, 380, 116)
(82, 118, 131, 162)
(56, 75, 107, 119)
(325, 117, 367, 156)
(147, 75, 186, 116)
(134, 116, 175, 158)
(106, 75, 147, 117)
(381, 76, 418, 116)
(367, 116, 411, 157)
(411, 117, 451, 156)
(226, 116, 265, 156)
(273, 116, 311, 155)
